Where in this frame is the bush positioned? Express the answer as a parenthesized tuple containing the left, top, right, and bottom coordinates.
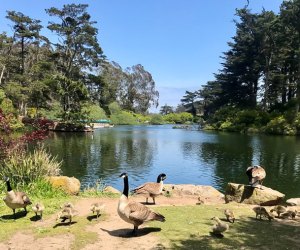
(108, 102, 121, 115)
(150, 114, 165, 125)
(110, 111, 138, 125)
(264, 116, 296, 135)
(1, 146, 61, 185)
(163, 112, 193, 124)
(82, 103, 107, 120)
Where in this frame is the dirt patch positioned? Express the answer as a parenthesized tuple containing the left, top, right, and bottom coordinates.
(0, 232, 74, 250)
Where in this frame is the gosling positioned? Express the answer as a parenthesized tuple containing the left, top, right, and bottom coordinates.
(60, 202, 74, 209)
(56, 207, 78, 225)
(280, 210, 297, 220)
(211, 216, 229, 237)
(32, 202, 45, 221)
(224, 209, 235, 223)
(90, 202, 105, 220)
(270, 205, 287, 218)
(253, 206, 274, 221)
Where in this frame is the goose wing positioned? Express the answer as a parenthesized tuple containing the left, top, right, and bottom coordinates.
(17, 191, 32, 205)
(252, 167, 266, 179)
(127, 201, 164, 223)
(132, 182, 161, 195)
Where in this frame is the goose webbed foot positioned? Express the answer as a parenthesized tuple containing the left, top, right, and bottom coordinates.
(131, 226, 138, 236)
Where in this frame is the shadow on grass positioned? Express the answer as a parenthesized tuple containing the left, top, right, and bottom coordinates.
(30, 215, 42, 222)
(1, 210, 28, 220)
(87, 214, 101, 221)
(53, 221, 77, 228)
(169, 217, 300, 249)
(101, 227, 161, 238)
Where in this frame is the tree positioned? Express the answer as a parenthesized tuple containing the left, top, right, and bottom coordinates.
(4, 11, 43, 115)
(160, 104, 174, 115)
(180, 91, 200, 117)
(279, 0, 300, 115)
(119, 64, 159, 114)
(46, 4, 105, 121)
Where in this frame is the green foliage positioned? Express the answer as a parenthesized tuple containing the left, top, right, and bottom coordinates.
(163, 112, 193, 124)
(0, 97, 15, 114)
(108, 102, 121, 115)
(264, 116, 296, 135)
(27, 107, 37, 118)
(110, 111, 138, 125)
(135, 113, 151, 124)
(219, 120, 234, 130)
(39, 101, 63, 120)
(149, 114, 165, 125)
(82, 103, 107, 120)
(1, 146, 62, 185)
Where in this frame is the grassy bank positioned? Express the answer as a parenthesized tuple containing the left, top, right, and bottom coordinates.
(150, 203, 300, 249)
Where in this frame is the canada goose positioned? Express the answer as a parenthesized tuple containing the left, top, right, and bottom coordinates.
(253, 206, 274, 221)
(132, 173, 167, 204)
(32, 202, 45, 220)
(90, 202, 105, 220)
(56, 206, 78, 225)
(3, 177, 32, 219)
(224, 209, 235, 223)
(118, 173, 165, 236)
(246, 165, 266, 189)
(270, 205, 287, 218)
(211, 216, 229, 237)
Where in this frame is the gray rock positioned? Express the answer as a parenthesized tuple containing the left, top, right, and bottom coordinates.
(286, 198, 300, 206)
(225, 182, 285, 206)
(163, 184, 225, 203)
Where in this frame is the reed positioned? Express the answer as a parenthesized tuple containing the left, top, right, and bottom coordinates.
(1, 145, 61, 185)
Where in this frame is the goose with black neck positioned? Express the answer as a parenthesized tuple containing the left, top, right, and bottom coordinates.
(117, 172, 165, 236)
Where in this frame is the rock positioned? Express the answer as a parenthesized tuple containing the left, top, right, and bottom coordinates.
(163, 184, 224, 203)
(286, 198, 300, 206)
(46, 176, 81, 195)
(225, 183, 285, 206)
(103, 186, 121, 194)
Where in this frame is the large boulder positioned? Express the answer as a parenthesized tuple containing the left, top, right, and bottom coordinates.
(225, 183, 285, 206)
(163, 184, 224, 203)
(103, 186, 121, 194)
(46, 176, 81, 195)
(286, 198, 300, 206)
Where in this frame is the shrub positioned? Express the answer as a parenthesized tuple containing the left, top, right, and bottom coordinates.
(150, 114, 165, 125)
(1, 146, 61, 185)
(264, 116, 296, 135)
(108, 102, 121, 115)
(110, 111, 138, 125)
(82, 103, 107, 120)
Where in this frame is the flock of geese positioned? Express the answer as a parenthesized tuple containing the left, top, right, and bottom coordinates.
(1, 165, 298, 238)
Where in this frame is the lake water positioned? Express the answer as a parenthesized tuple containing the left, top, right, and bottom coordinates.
(44, 125, 300, 199)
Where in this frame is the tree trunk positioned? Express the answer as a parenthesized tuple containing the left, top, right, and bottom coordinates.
(0, 65, 5, 85)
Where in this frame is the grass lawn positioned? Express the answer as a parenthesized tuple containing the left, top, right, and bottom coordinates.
(149, 203, 300, 250)
(1, 182, 299, 250)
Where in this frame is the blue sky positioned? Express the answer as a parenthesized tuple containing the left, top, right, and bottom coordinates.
(0, 0, 283, 112)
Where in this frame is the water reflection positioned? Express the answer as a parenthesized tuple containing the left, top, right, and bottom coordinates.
(43, 126, 300, 198)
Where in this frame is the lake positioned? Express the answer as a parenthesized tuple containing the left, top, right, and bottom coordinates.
(44, 125, 300, 199)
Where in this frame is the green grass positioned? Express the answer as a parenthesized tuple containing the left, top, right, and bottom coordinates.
(1, 181, 300, 250)
(149, 204, 300, 250)
(0, 180, 109, 246)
